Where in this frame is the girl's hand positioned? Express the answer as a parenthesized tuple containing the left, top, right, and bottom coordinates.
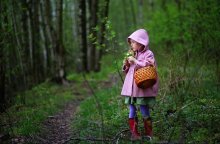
(127, 56, 137, 64)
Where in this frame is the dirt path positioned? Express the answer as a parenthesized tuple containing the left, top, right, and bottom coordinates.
(30, 101, 80, 144)
(29, 81, 91, 144)
(18, 74, 118, 144)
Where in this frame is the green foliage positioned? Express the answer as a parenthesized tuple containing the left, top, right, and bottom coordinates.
(1, 0, 220, 143)
(153, 58, 220, 142)
(70, 49, 220, 143)
(70, 1, 220, 141)
(0, 82, 75, 136)
(72, 85, 127, 140)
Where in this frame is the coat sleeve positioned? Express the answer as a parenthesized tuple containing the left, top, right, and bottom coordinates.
(135, 51, 155, 68)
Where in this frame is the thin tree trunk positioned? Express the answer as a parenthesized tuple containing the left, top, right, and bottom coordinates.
(11, 1, 27, 103)
(0, 1, 6, 111)
(54, 0, 67, 84)
(31, 0, 43, 83)
(0, 49, 5, 111)
(72, 1, 81, 72)
(79, 0, 88, 72)
(129, 0, 137, 28)
(88, 0, 98, 71)
(175, 0, 181, 10)
(148, 0, 154, 10)
(21, 0, 31, 88)
(216, 53, 219, 91)
(1, 1, 19, 108)
(138, 0, 143, 26)
(95, 0, 110, 72)
(27, 0, 34, 80)
(122, 0, 129, 28)
(39, 0, 49, 77)
(161, 0, 167, 11)
(44, 0, 55, 76)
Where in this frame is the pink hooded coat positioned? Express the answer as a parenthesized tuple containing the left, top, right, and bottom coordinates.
(121, 29, 159, 97)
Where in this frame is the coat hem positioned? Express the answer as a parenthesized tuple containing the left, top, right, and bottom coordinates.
(121, 94, 157, 97)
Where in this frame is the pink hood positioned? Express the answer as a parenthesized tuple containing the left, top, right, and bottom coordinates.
(128, 29, 149, 50)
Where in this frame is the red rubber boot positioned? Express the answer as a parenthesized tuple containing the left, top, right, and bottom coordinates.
(143, 117, 153, 140)
(128, 118, 141, 140)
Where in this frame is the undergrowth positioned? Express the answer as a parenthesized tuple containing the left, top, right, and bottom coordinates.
(0, 82, 76, 136)
(70, 56, 220, 143)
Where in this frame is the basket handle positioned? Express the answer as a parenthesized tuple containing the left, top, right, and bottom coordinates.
(148, 63, 155, 67)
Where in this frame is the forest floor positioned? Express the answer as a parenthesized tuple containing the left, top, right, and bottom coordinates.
(22, 82, 90, 144)
(18, 74, 116, 144)
(29, 100, 80, 144)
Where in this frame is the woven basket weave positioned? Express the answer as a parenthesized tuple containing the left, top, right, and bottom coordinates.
(134, 66, 157, 89)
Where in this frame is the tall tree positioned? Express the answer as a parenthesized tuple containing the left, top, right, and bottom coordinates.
(11, 0, 28, 103)
(30, 0, 44, 83)
(0, 43, 5, 111)
(0, 0, 6, 111)
(54, 0, 67, 84)
(95, 0, 110, 72)
(79, 0, 88, 72)
(43, 0, 55, 76)
(21, 0, 30, 86)
(88, 0, 98, 71)
(138, 0, 143, 26)
(129, 0, 137, 28)
(39, 0, 48, 77)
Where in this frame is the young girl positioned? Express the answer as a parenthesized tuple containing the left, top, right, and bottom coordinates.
(121, 29, 159, 141)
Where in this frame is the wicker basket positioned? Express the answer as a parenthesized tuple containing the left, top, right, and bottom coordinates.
(134, 66, 157, 89)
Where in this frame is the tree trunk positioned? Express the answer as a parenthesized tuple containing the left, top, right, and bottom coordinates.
(11, 1, 28, 104)
(53, 0, 67, 84)
(0, 1, 6, 111)
(0, 0, 17, 110)
(79, 0, 88, 72)
(216, 53, 219, 91)
(148, 0, 154, 10)
(30, 0, 43, 83)
(129, 0, 137, 28)
(175, 0, 181, 10)
(27, 0, 34, 83)
(88, 0, 98, 71)
(138, 0, 143, 26)
(39, 0, 47, 78)
(95, 0, 110, 72)
(21, 0, 31, 88)
(72, 2, 82, 72)
(0, 47, 5, 111)
(161, 0, 167, 11)
(44, 0, 55, 76)
(122, 0, 129, 28)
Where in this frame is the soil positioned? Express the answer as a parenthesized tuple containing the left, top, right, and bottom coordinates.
(28, 101, 80, 144)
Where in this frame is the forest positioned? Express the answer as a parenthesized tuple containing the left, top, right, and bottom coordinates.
(0, 0, 220, 143)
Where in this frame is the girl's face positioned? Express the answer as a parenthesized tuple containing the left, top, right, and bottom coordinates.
(130, 39, 144, 51)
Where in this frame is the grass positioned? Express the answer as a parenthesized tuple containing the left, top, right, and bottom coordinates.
(0, 54, 119, 138)
(70, 54, 220, 143)
(1, 53, 219, 143)
(71, 86, 128, 143)
(0, 82, 76, 136)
